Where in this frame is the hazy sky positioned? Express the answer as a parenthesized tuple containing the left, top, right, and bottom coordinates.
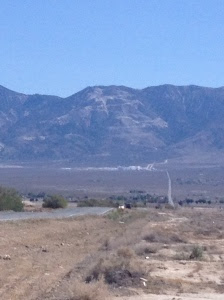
(0, 0, 224, 96)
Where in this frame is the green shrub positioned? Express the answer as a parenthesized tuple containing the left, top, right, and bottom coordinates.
(189, 245, 203, 260)
(0, 186, 23, 212)
(42, 195, 68, 209)
(107, 209, 124, 221)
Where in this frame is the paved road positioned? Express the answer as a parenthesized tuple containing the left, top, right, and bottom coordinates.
(0, 207, 113, 221)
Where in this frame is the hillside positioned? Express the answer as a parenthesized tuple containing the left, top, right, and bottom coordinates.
(0, 84, 224, 165)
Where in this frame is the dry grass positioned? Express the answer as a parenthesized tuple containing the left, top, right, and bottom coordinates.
(71, 279, 110, 300)
(135, 243, 159, 256)
(86, 247, 145, 288)
(0, 207, 224, 299)
(142, 229, 187, 244)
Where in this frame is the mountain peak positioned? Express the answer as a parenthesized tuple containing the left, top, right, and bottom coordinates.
(0, 84, 223, 164)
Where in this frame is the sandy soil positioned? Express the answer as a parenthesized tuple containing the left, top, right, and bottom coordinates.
(0, 208, 224, 300)
(0, 216, 124, 299)
(116, 293, 224, 300)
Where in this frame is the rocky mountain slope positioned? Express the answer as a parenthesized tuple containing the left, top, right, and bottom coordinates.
(0, 84, 224, 165)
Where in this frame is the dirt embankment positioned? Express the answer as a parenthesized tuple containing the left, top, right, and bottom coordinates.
(0, 208, 224, 300)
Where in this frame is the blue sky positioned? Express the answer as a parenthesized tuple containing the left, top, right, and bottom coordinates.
(0, 0, 224, 96)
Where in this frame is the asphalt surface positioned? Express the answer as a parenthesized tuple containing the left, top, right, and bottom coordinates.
(0, 207, 113, 221)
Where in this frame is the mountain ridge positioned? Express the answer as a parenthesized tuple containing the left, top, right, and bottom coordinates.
(0, 84, 224, 165)
(2, 83, 224, 99)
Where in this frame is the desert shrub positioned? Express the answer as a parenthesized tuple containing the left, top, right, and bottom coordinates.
(86, 248, 144, 287)
(0, 186, 23, 211)
(170, 234, 187, 243)
(173, 251, 190, 260)
(107, 209, 124, 221)
(77, 199, 117, 208)
(42, 194, 68, 209)
(101, 238, 110, 251)
(71, 279, 109, 300)
(174, 245, 204, 260)
(117, 247, 135, 259)
(143, 233, 157, 243)
(189, 245, 203, 260)
(189, 215, 223, 238)
(135, 244, 158, 256)
(143, 230, 186, 244)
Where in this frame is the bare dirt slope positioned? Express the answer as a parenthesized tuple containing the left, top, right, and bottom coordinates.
(0, 216, 123, 300)
(116, 294, 224, 300)
(0, 208, 224, 300)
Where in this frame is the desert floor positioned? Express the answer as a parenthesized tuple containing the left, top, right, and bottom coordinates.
(0, 207, 224, 300)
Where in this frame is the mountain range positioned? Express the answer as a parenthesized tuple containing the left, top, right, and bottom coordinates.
(0, 84, 224, 165)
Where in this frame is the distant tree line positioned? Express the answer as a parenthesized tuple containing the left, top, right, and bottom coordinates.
(178, 198, 212, 206)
